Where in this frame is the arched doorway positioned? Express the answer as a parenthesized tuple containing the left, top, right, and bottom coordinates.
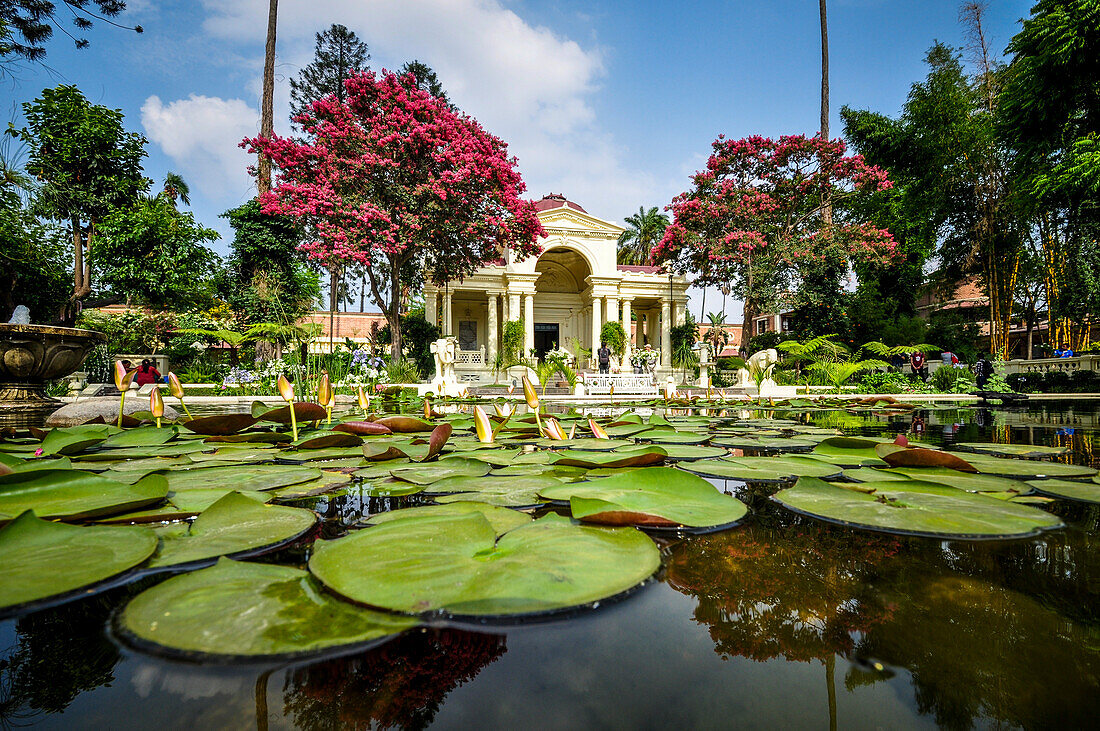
(533, 247, 593, 360)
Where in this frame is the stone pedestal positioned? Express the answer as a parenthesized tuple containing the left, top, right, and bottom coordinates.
(0, 324, 105, 410)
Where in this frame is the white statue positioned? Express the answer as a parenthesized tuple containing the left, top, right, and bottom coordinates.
(429, 336, 461, 396)
(7, 305, 30, 325)
(737, 348, 778, 388)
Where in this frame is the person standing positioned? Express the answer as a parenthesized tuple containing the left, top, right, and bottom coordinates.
(597, 341, 611, 374)
(134, 359, 162, 387)
(974, 354, 993, 390)
(910, 350, 927, 382)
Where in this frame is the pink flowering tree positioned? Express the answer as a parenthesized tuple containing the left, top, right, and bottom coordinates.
(652, 134, 898, 340)
(245, 70, 544, 360)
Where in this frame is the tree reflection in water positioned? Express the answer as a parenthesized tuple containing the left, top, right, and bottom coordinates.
(281, 627, 506, 729)
(667, 507, 1100, 729)
(0, 594, 121, 728)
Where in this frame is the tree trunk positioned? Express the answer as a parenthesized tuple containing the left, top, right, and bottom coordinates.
(359, 274, 366, 312)
(389, 266, 403, 361)
(257, 0, 278, 194)
(819, 0, 829, 140)
(329, 267, 338, 354)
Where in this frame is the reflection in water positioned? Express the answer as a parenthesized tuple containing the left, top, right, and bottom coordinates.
(281, 628, 506, 729)
(668, 509, 1100, 729)
(0, 594, 121, 727)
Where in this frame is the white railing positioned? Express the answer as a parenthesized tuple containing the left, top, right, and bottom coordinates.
(455, 347, 485, 366)
(582, 372, 658, 396)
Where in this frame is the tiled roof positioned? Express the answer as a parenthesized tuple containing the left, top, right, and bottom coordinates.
(533, 193, 587, 213)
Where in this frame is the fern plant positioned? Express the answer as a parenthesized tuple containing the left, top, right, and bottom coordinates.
(808, 359, 891, 389)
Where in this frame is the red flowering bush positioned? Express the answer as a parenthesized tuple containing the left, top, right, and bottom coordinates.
(245, 70, 544, 357)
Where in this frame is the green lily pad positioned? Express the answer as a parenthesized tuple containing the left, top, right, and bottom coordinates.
(0, 471, 168, 521)
(353, 460, 412, 479)
(71, 443, 210, 461)
(680, 456, 841, 483)
(963, 454, 1098, 479)
(510, 450, 556, 465)
(538, 467, 747, 530)
(0, 511, 157, 612)
(549, 447, 667, 469)
(181, 413, 261, 436)
(164, 464, 322, 492)
(390, 458, 490, 485)
(363, 502, 532, 534)
(531, 438, 637, 451)
(774, 477, 1064, 539)
(711, 436, 818, 452)
(101, 427, 179, 449)
(40, 424, 113, 455)
(120, 559, 416, 658)
(309, 512, 659, 616)
(810, 437, 892, 467)
(954, 442, 1069, 458)
(886, 467, 1031, 493)
(290, 431, 364, 450)
(281, 446, 368, 462)
(425, 473, 563, 508)
(840, 468, 911, 482)
(1026, 479, 1100, 504)
(442, 449, 521, 466)
(268, 471, 353, 499)
(360, 479, 427, 497)
(95, 489, 272, 523)
(616, 443, 727, 462)
(148, 491, 317, 568)
(633, 430, 710, 445)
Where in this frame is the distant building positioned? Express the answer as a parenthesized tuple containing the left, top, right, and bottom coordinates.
(423, 194, 690, 381)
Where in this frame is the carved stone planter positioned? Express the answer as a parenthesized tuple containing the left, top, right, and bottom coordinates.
(0, 324, 106, 409)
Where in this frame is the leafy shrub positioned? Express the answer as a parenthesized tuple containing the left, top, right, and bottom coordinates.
(1006, 372, 1040, 393)
(385, 359, 421, 384)
(858, 371, 924, 394)
(929, 365, 975, 393)
(1043, 370, 1072, 393)
(600, 321, 626, 357)
(1070, 369, 1098, 393)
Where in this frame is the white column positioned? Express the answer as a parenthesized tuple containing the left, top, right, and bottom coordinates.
(591, 295, 603, 362)
(676, 300, 686, 327)
(487, 293, 499, 361)
(508, 291, 521, 324)
(606, 296, 619, 325)
(443, 289, 453, 337)
(621, 298, 633, 365)
(523, 293, 534, 355)
(660, 299, 672, 367)
(425, 290, 438, 330)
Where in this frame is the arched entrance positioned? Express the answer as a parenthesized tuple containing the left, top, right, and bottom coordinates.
(533, 247, 593, 360)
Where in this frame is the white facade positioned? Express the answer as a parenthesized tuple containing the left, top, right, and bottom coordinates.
(423, 196, 690, 383)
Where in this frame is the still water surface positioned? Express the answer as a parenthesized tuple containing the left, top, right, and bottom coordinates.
(3, 401, 1099, 729)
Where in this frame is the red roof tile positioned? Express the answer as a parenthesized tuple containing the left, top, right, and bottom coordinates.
(533, 193, 587, 213)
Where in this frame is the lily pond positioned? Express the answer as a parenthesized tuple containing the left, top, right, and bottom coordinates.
(2, 396, 1099, 728)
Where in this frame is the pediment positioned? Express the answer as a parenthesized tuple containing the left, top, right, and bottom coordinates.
(537, 206, 625, 236)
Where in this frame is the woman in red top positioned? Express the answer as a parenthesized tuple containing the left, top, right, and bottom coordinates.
(133, 359, 162, 386)
(910, 351, 927, 382)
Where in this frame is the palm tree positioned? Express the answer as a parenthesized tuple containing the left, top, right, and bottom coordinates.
(161, 172, 190, 206)
(705, 311, 729, 354)
(617, 206, 669, 265)
(258, 0, 278, 194)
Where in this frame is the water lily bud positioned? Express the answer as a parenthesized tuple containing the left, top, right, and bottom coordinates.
(522, 375, 539, 410)
(589, 418, 609, 439)
(544, 418, 566, 441)
(317, 373, 333, 405)
(168, 372, 184, 399)
(113, 360, 134, 391)
(473, 405, 493, 443)
(357, 386, 370, 410)
(149, 386, 164, 418)
(277, 374, 295, 402)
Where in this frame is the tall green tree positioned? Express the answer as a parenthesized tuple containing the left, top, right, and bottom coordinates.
(0, 1, 142, 62)
(999, 0, 1100, 349)
(13, 84, 148, 324)
(842, 36, 1023, 358)
(289, 23, 370, 121)
(95, 195, 219, 309)
(399, 60, 448, 105)
(0, 175, 69, 322)
(220, 199, 319, 327)
(616, 206, 669, 265)
(160, 171, 189, 206)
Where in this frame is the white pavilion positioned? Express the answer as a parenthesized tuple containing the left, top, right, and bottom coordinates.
(423, 194, 690, 383)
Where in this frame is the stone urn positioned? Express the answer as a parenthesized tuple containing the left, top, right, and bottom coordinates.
(0, 324, 106, 409)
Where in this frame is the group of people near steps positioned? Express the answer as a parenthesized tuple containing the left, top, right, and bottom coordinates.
(909, 350, 994, 390)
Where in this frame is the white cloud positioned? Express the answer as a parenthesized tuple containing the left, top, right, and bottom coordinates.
(197, 0, 658, 223)
(140, 94, 259, 200)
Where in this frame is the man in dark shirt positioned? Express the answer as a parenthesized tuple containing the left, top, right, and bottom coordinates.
(597, 341, 611, 374)
(910, 350, 927, 382)
(974, 354, 993, 389)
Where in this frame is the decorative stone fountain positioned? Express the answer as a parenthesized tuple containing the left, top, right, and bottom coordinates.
(0, 323, 106, 414)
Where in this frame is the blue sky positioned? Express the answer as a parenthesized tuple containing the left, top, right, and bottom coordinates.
(4, 0, 1034, 316)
